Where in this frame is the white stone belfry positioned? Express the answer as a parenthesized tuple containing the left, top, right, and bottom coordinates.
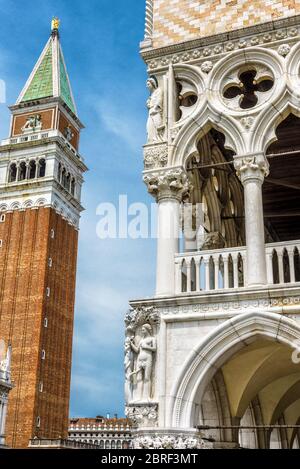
(126, 0, 300, 450)
(0, 343, 13, 448)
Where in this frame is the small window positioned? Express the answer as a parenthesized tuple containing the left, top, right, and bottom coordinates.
(41, 350, 46, 360)
(8, 163, 17, 183)
(38, 159, 46, 178)
(44, 318, 48, 328)
(37, 417, 41, 428)
(0, 214, 5, 223)
(39, 382, 43, 393)
(46, 287, 50, 297)
(48, 258, 53, 268)
(50, 229, 55, 239)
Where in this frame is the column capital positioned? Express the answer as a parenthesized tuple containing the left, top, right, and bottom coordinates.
(143, 167, 193, 202)
(234, 153, 269, 185)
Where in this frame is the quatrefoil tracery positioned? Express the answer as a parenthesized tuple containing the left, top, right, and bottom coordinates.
(223, 68, 274, 109)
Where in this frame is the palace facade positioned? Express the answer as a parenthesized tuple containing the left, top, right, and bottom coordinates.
(125, 1, 300, 449)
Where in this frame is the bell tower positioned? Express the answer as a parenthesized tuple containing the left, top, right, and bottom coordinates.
(0, 19, 87, 448)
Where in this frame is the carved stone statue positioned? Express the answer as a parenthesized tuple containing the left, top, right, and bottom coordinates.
(0, 341, 11, 383)
(146, 76, 164, 143)
(64, 125, 74, 142)
(124, 337, 134, 402)
(130, 324, 156, 401)
(21, 114, 42, 134)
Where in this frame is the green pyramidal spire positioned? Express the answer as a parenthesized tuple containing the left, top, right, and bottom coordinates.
(17, 19, 77, 116)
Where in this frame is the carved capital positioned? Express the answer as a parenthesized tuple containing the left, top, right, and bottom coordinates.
(125, 305, 160, 336)
(143, 142, 168, 170)
(125, 403, 158, 428)
(143, 168, 193, 202)
(234, 154, 269, 184)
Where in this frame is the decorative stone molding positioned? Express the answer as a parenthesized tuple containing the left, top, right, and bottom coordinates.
(143, 142, 168, 169)
(240, 116, 254, 130)
(132, 431, 213, 449)
(125, 403, 158, 428)
(143, 22, 300, 72)
(201, 61, 213, 73)
(278, 43, 291, 56)
(143, 168, 192, 202)
(132, 294, 300, 320)
(234, 154, 269, 184)
(0, 197, 80, 229)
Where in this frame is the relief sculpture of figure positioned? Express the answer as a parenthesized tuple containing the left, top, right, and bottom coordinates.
(124, 337, 134, 402)
(130, 324, 156, 401)
(21, 114, 42, 133)
(146, 76, 164, 143)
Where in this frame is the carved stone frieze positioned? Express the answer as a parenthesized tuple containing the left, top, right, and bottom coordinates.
(133, 433, 213, 449)
(125, 403, 158, 428)
(144, 24, 300, 72)
(158, 296, 300, 318)
(143, 142, 168, 169)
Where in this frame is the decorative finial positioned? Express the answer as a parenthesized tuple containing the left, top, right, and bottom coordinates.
(51, 17, 60, 31)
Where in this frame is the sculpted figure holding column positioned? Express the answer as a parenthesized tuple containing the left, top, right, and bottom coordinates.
(130, 324, 156, 401)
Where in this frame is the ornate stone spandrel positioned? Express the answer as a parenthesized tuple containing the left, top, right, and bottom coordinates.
(125, 306, 160, 403)
(125, 403, 158, 429)
(143, 142, 168, 170)
(143, 167, 193, 202)
(146, 76, 165, 144)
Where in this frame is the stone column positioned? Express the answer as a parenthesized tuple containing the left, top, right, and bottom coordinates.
(144, 168, 191, 297)
(235, 154, 269, 286)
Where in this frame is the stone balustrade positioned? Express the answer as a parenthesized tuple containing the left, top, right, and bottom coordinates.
(175, 240, 300, 294)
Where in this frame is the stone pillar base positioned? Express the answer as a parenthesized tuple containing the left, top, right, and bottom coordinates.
(132, 428, 214, 449)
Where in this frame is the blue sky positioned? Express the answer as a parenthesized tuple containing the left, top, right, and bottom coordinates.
(0, 0, 156, 418)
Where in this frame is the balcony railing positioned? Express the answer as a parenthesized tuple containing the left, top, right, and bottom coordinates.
(175, 240, 300, 294)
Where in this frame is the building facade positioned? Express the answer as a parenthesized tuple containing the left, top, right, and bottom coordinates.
(125, 1, 300, 449)
(68, 417, 132, 449)
(0, 19, 87, 448)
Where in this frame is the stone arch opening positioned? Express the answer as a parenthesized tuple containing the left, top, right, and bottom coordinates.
(170, 312, 300, 449)
(185, 128, 244, 253)
(264, 113, 300, 243)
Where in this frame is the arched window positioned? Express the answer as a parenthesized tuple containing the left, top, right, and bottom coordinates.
(111, 440, 116, 449)
(100, 440, 104, 449)
(19, 162, 27, 181)
(65, 173, 71, 191)
(8, 163, 17, 183)
(105, 440, 110, 449)
(62, 168, 67, 187)
(38, 159, 46, 178)
(71, 178, 76, 196)
(29, 160, 36, 179)
(58, 163, 62, 183)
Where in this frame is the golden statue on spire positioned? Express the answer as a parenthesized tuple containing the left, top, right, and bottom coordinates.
(51, 17, 60, 31)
